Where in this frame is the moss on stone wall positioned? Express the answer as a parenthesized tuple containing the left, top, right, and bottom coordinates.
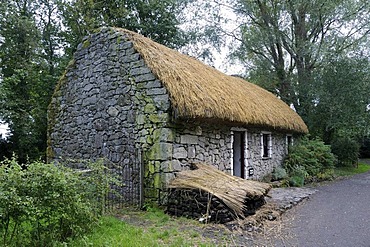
(82, 39, 91, 49)
(47, 59, 76, 161)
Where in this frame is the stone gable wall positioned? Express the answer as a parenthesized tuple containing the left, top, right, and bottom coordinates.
(48, 28, 173, 205)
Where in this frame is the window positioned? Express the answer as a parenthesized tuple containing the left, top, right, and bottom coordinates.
(286, 135, 293, 154)
(261, 132, 272, 158)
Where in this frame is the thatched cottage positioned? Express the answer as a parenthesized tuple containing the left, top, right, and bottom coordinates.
(48, 27, 308, 205)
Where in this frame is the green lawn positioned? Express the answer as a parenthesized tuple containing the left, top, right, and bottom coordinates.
(61, 207, 221, 247)
(334, 162, 370, 177)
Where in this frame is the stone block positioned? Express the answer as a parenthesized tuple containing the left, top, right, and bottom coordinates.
(153, 128, 174, 142)
(161, 172, 175, 185)
(188, 146, 196, 159)
(180, 134, 198, 145)
(147, 143, 173, 161)
(195, 126, 202, 135)
(145, 80, 162, 89)
(146, 88, 166, 96)
(161, 160, 182, 172)
(173, 147, 187, 159)
(149, 113, 169, 123)
(135, 73, 156, 82)
(161, 161, 172, 172)
(130, 67, 152, 76)
(153, 94, 170, 111)
(107, 106, 119, 117)
(144, 103, 156, 113)
(136, 114, 145, 125)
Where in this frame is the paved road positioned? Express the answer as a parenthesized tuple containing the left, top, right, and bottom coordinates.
(278, 171, 370, 247)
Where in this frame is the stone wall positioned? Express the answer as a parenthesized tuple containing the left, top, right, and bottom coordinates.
(246, 130, 288, 179)
(48, 27, 173, 205)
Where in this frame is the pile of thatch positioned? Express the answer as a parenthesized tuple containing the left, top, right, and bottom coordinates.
(114, 27, 308, 134)
(167, 163, 271, 219)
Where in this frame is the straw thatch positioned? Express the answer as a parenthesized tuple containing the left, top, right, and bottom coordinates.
(114, 28, 308, 133)
(168, 163, 271, 218)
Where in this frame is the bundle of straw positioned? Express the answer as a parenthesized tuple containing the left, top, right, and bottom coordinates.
(168, 163, 271, 217)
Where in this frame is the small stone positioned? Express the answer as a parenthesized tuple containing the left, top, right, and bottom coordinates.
(107, 106, 119, 117)
(145, 80, 162, 88)
(188, 146, 196, 159)
(146, 88, 166, 96)
(180, 135, 198, 145)
(144, 103, 156, 113)
(136, 114, 146, 125)
(173, 147, 187, 159)
(130, 67, 152, 76)
(135, 73, 156, 82)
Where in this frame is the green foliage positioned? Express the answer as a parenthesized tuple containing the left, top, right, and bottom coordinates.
(284, 137, 336, 185)
(309, 57, 370, 144)
(0, 0, 63, 162)
(288, 166, 307, 187)
(331, 136, 360, 167)
(271, 166, 288, 181)
(0, 157, 116, 246)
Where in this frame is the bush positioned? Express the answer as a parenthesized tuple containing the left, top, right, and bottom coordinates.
(284, 137, 336, 185)
(0, 157, 115, 246)
(271, 167, 288, 181)
(331, 136, 360, 166)
(288, 166, 307, 187)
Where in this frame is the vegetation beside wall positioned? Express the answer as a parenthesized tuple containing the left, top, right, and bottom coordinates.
(281, 137, 336, 186)
(0, 158, 115, 246)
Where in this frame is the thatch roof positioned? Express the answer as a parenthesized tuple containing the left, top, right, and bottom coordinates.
(114, 28, 308, 133)
(168, 163, 271, 218)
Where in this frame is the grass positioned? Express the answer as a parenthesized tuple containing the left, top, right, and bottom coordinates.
(334, 162, 370, 177)
(61, 207, 220, 247)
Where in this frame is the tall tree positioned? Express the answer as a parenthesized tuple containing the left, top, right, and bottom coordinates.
(0, 0, 193, 161)
(226, 0, 370, 119)
(310, 56, 370, 142)
(0, 0, 43, 162)
(59, 0, 190, 58)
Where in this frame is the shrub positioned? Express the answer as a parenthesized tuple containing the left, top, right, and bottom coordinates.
(271, 166, 288, 181)
(288, 166, 307, 187)
(0, 157, 115, 246)
(331, 136, 360, 166)
(284, 137, 335, 184)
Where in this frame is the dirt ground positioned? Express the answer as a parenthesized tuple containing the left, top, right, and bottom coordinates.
(117, 187, 316, 246)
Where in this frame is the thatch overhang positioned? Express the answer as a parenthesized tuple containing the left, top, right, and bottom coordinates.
(114, 28, 308, 134)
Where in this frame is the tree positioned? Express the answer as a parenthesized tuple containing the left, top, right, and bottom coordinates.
(0, 0, 193, 162)
(0, 0, 44, 162)
(310, 56, 370, 142)
(59, 0, 190, 58)
(226, 0, 370, 119)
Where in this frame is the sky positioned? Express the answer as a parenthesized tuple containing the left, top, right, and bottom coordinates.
(0, 122, 8, 138)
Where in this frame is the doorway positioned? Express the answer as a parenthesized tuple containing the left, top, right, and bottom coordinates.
(233, 131, 245, 178)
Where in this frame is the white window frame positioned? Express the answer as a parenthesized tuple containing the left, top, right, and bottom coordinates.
(286, 134, 293, 154)
(261, 132, 272, 158)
